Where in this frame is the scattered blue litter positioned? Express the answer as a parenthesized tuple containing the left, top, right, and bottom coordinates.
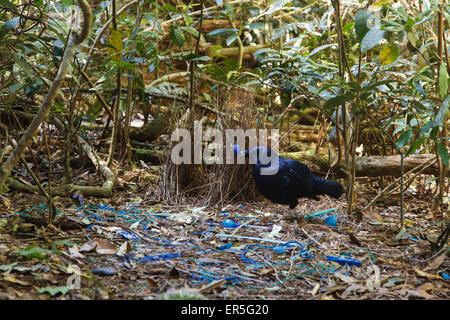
(326, 255, 361, 267)
(442, 273, 449, 280)
(69, 200, 348, 285)
(324, 215, 337, 227)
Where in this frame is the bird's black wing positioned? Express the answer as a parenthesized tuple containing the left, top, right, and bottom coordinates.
(279, 159, 320, 200)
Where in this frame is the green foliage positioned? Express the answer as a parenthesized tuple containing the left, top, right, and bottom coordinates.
(0, 0, 447, 182)
(13, 244, 51, 260)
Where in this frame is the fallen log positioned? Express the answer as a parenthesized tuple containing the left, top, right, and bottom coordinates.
(282, 153, 444, 177)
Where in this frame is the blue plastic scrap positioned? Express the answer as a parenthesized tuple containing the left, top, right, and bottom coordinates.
(72, 194, 85, 209)
(222, 219, 240, 228)
(326, 255, 362, 267)
(126, 252, 182, 263)
(118, 230, 140, 241)
(241, 241, 308, 264)
(324, 215, 338, 227)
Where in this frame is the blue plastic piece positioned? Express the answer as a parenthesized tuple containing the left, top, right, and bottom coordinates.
(72, 194, 85, 209)
(324, 215, 337, 227)
(118, 230, 140, 241)
(222, 219, 241, 228)
(273, 246, 287, 254)
(219, 243, 233, 250)
(326, 255, 361, 267)
(442, 273, 449, 280)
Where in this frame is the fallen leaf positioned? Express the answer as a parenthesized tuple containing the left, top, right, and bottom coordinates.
(2, 275, 30, 286)
(68, 246, 85, 259)
(116, 241, 131, 257)
(340, 284, 362, 299)
(80, 238, 117, 255)
(424, 253, 446, 272)
(408, 282, 435, 299)
(413, 268, 444, 280)
(334, 273, 356, 284)
(311, 283, 320, 296)
(146, 277, 158, 288)
(348, 232, 362, 246)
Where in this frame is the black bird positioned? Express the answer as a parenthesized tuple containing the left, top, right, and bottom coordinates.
(234, 145, 344, 209)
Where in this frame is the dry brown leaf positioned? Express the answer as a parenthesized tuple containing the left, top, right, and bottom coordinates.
(334, 273, 356, 284)
(79, 238, 117, 255)
(146, 277, 158, 288)
(116, 241, 131, 257)
(413, 268, 444, 280)
(424, 253, 446, 272)
(340, 284, 363, 299)
(408, 282, 435, 299)
(68, 246, 85, 259)
(2, 275, 30, 286)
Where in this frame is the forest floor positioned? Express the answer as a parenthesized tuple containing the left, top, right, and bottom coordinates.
(0, 172, 449, 300)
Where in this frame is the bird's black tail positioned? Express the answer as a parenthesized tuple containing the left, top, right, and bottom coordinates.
(311, 175, 344, 199)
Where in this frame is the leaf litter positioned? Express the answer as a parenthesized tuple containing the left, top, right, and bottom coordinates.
(0, 191, 448, 300)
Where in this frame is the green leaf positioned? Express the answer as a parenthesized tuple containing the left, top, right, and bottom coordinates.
(37, 286, 70, 297)
(207, 28, 238, 36)
(434, 95, 450, 128)
(361, 29, 386, 53)
(396, 129, 413, 149)
(0, 262, 18, 271)
(324, 93, 354, 110)
(181, 26, 199, 38)
(419, 120, 435, 136)
(406, 137, 425, 156)
(9, 84, 22, 92)
(439, 62, 448, 100)
(247, 22, 265, 30)
(61, 0, 73, 6)
(0, 0, 18, 13)
(354, 10, 373, 42)
(226, 33, 239, 46)
(190, 55, 211, 62)
(169, 26, 186, 47)
(127, 184, 138, 191)
(413, 80, 426, 97)
(226, 70, 237, 80)
(306, 44, 337, 59)
(107, 29, 123, 61)
(13, 244, 50, 260)
(379, 44, 399, 65)
(437, 142, 449, 167)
